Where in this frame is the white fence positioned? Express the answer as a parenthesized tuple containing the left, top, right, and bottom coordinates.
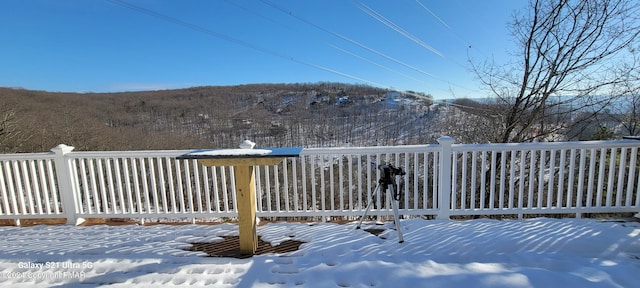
(1, 137, 639, 225)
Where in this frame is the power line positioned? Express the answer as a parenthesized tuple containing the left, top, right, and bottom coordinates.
(414, 0, 487, 58)
(257, 0, 465, 99)
(106, 0, 472, 101)
(105, 0, 390, 90)
(329, 44, 429, 85)
(258, 0, 442, 81)
(354, 1, 443, 58)
(354, 0, 480, 94)
(224, 0, 429, 88)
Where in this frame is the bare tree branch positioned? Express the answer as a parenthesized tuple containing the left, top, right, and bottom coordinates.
(473, 0, 640, 143)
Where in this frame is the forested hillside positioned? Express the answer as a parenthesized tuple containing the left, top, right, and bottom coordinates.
(0, 83, 435, 153)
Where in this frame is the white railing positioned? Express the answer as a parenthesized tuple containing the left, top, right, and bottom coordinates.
(0, 137, 639, 225)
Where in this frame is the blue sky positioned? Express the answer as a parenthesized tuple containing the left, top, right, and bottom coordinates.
(0, 0, 527, 99)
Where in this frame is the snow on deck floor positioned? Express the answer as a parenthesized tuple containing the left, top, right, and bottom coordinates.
(0, 218, 638, 287)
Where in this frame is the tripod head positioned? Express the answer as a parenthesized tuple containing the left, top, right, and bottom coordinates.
(378, 163, 405, 185)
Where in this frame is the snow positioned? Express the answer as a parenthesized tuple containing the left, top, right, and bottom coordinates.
(0, 218, 639, 287)
(187, 149, 273, 157)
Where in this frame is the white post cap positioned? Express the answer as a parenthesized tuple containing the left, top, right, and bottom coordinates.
(239, 140, 256, 149)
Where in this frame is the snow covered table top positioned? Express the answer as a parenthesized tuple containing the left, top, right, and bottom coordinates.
(177, 147, 303, 166)
(178, 147, 302, 159)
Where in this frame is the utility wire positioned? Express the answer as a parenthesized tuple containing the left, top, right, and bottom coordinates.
(106, 0, 390, 90)
(354, 1, 444, 58)
(330, 44, 429, 85)
(352, 0, 477, 94)
(414, 0, 487, 58)
(224, 0, 429, 87)
(107, 1, 432, 101)
(258, 0, 441, 81)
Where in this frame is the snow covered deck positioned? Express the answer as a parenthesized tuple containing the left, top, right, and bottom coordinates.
(0, 218, 638, 287)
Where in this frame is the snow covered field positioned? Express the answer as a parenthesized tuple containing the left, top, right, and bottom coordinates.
(0, 217, 638, 287)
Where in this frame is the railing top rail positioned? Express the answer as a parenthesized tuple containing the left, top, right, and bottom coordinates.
(66, 150, 194, 159)
(0, 152, 55, 161)
(1, 139, 639, 161)
(452, 139, 640, 152)
(301, 144, 440, 155)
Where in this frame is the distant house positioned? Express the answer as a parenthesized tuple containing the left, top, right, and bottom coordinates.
(385, 91, 402, 109)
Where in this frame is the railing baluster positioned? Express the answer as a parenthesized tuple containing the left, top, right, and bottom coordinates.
(292, 158, 299, 212)
(180, 160, 191, 213)
(147, 158, 159, 213)
(164, 157, 175, 213)
(338, 156, 344, 212)
(45, 160, 59, 214)
(460, 152, 467, 210)
(348, 156, 354, 211)
(451, 151, 458, 210)
(527, 150, 535, 209)
(587, 148, 596, 208)
(499, 150, 506, 209)
(404, 152, 409, 211)
(157, 158, 168, 213)
(28, 160, 42, 214)
(105, 159, 117, 214)
(413, 153, 419, 210)
(606, 148, 617, 207)
(567, 149, 576, 208)
(320, 156, 326, 212)
(211, 166, 220, 212)
(221, 166, 231, 212)
(0, 161, 8, 214)
(311, 156, 317, 211)
(283, 158, 290, 212)
(301, 156, 308, 212)
(37, 160, 51, 214)
(78, 159, 90, 214)
(616, 148, 626, 207)
(518, 150, 526, 212)
(13, 161, 27, 214)
(202, 165, 211, 213)
(626, 148, 637, 207)
(123, 158, 134, 213)
(192, 159, 202, 213)
(537, 150, 545, 209)
(357, 155, 363, 210)
(275, 165, 281, 212)
(557, 149, 566, 208)
(508, 151, 516, 209)
(265, 165, 272, 212)
(114, 159, 125, 214)
(141, 158, 152, 213)
(470, 151, 477, 210)
(597, 148, 607, 207)
(547, 150, 555, 209)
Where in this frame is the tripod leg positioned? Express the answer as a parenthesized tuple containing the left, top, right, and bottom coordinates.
(388, 185, 404, 243)
(356, 184, 380, 229)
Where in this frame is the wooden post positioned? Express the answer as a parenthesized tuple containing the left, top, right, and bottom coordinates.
(234, 165, 258, 254)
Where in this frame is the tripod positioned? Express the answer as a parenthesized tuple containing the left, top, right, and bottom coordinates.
(356, 164, 404, 243)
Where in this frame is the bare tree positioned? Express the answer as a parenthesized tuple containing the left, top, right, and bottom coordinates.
(600, 49, 640, 137)
(0, 102, 31, 153)
(437, 99, 506, 144)
(473, 0, 640, 143)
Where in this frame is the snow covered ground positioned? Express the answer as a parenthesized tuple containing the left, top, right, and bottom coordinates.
(0, 217, 638, 287)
